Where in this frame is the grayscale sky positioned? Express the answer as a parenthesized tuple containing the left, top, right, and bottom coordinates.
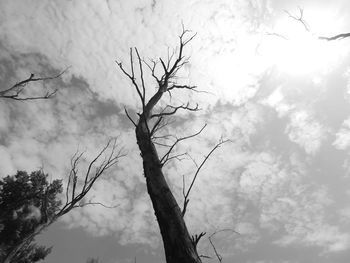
(1, 0, 350, 263)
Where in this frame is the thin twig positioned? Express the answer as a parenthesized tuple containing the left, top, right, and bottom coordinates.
(160, 124, 207, 166)
(182, 138, 229, 216)
(208, 229, 240, 263)
(284, 6, 310, 32)
(56, 138, 125, 218)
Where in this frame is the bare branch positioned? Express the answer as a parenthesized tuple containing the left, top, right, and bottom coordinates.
(182, 138, 229, 216)
(319, 33, 350, 41)
(116, 52, 145, 109)
(265, 32, 289, 40)
(144, 59, 161, 84)
(182, 174, 186, 199)
(124, 107, 137, 127)
(56, 138, 125, 219)
(151, 103, 200, 118)
(150, 118, 176, 138)
(208, 229, 240, 263)
(76, 200, 120, 209)
(152, 134, 177, 141)
(0, 67, 69, 101)
(3, 139, 124, 263)
(143, 29, 196, 120)
(135, 48, 146, 104)
(167, 84, 198, 92)
(118, 26, 197, 137)
(160, 124, 207, 166)
(149, 116, 164, 136)
(167, 47, 176, 70)
(164, 152, 188, 163)
(283, 7, 350, 41)
(191, 232, 206, 248)
(209, 235, 222, 263)
(284, 6, 310, 32)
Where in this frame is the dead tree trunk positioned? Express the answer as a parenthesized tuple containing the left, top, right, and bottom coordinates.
(136, 117, 201, 263)
(117, 28, 226, 263)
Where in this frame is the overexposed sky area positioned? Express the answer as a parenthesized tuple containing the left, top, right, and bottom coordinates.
(1, 0, 350, 262)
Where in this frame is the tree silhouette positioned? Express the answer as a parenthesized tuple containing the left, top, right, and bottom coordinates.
(0, 170, 61, 263)
(0, 139, 123, 263)
(117, 27, 227, 263)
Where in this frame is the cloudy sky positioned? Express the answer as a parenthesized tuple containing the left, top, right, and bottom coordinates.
(1, 0, 350, 262)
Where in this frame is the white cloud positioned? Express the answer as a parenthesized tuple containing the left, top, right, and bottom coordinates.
(304, 225, 350, 252)
(235, 150, 350, 253)
(261, 87, 295, 117)
(0, 0, 273, 109)
(267, 184, 350, 252)
(333, 117, 350, 150)
(277, 222, 350, 253)
(286, 110, 327, 155)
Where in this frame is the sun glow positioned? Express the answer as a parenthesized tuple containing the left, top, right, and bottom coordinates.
(260, 16, 346, 76)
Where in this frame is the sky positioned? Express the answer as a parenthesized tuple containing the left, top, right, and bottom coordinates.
(1, 0, 350, 262)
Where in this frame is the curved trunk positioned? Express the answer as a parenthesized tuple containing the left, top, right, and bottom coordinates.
(136, 122, 201, 263)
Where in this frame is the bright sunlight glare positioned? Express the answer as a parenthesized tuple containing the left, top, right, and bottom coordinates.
(260, 16, 346, 76)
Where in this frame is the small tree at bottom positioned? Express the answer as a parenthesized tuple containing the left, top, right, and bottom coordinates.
(0, 139, 123, 263)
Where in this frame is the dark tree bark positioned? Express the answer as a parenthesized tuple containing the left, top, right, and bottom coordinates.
(118, 28, 226, 263)
(136, 118, 201, 263)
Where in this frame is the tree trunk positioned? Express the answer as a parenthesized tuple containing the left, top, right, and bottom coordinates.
(136, 121, 201, 263)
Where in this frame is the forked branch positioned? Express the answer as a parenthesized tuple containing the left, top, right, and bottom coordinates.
(208, 229, 240, 263)
(56, 138, 125, 219)
(182, 138, 229, 216)
(151, 103, 200, 119)
(0, 139, 124, 263)
(160, 124, 207, 166)
(116, 48, 146, 110)
(284, 6, 310, 32)
(117, 26, 197, 127)
(0, 68, 69, 101)
(191, 232, 206, 249)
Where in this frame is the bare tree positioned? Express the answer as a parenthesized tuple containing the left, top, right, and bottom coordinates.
(0, 68, 68, 101)
(2, 139, 124, 263)
(117, 27, 228, 263)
